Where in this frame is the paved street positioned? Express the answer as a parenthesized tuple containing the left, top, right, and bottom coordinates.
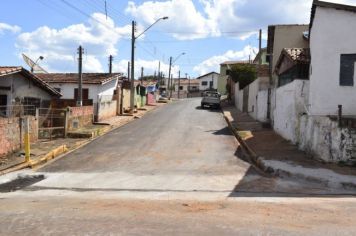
(1, 98, 356, 235)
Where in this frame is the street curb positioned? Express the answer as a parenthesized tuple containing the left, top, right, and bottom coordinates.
(222, 108, 356, 189)
(223, 115, 259, 163)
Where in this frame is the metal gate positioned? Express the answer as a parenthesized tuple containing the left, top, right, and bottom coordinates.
(38, 108, 67, 139)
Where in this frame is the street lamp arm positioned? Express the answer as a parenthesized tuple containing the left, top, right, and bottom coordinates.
(173, 52, 185, 64)
(136, 17, 168, 39)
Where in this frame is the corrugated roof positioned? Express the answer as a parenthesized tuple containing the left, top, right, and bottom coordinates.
(36, 73, 122, 85)
(0, 66, 61, 97)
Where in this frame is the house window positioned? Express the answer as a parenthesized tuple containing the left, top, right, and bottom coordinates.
(209, 81, 213, 88)
(74, 88, 89, 100)
(179, 86, 183, 90)
(340, 54, 356, 86)
(202, 81, 208, 86)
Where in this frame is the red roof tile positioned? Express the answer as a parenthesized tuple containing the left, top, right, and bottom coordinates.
(36, 73, 123, 85)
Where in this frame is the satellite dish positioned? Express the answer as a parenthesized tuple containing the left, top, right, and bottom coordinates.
(22, 53, 48, 73)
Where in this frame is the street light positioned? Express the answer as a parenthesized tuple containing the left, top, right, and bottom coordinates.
(168, 52, 185, 99)
(130, 17, 168, 113)
(31, 56, 44, 73)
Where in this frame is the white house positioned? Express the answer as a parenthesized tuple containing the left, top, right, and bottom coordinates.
(37, 73, 121, 104)
(309, 0, 356, 116)
(37, 73, 122, 121)
(196, 72, 220, 91)
(0, 67, 61, 114)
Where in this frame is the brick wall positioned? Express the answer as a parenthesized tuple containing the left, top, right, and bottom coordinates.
(0, 116, 38, 158)
(67, 106, 93, 131)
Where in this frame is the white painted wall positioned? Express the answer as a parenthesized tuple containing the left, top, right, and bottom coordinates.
(247, 79, 259, 117)
(0, 74, 53, 105)
(237, 88, 244, 112)
(198, 73, 219, 91)
(310, 7, 356, 115)
(49, 79, 118, 104)
(234, 82, 240, 110)
(273, 80, 309, 143)
(256, 90, 268, 122)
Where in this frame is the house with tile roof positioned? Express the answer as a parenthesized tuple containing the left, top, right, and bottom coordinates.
(36, 73, 123, 121)
(275, 48, 310, 87)
(0, 66, 61, 116)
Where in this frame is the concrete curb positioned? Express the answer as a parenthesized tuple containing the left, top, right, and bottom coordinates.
(222, 107, 356, 190)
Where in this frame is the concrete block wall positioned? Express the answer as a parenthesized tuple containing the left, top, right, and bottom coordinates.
(0, 116, 38, 158)
(67, 106, 93, 131)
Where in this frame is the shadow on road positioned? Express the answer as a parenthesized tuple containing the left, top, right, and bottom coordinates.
(195, 106, 221, 113)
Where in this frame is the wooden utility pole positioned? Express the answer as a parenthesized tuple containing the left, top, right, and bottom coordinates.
(259, 29, 262, 65)
(168, 57, 172, 99)
(77, 45, 84, 107)
(141, 67, 144, 84)
(178, 70, 181, 99)
(109, 55, 113, 74)
(127, 61, 130, 80)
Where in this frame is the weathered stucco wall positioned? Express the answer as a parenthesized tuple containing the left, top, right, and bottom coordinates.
(310, 7, 356, 116)
(299, 115, 356, 164)
(273, 80, 309, 143)
(97, 100, 117, 121)
(0, 116, 38, 157)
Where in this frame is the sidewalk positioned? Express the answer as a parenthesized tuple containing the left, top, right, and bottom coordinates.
(0, 103, 166, 174)
(222, 103, 356, 190)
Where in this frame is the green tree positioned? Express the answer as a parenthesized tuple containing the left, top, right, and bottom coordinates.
(229, 64, 256, 89)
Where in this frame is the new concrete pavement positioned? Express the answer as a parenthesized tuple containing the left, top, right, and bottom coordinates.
(1, 98, 355, 235)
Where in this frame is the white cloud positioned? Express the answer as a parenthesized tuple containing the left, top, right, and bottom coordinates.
(126, 0, 356, 40)
(16, 13, 130, 72)
(125, 0, 217, 40)
(0, 22, 21, 35)
(193, 45, 257, 75)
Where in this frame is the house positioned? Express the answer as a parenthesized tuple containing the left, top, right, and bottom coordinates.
(309, 0, 356, 116)
(267, 24, 309, 124)
(253, 47, 269, 65)
(196, 72, 220, 91)
(218, 60, 250, 95)
(275, 48, 310, 87)
(37, 73, 122, 121)
(0, 66, 61, 116)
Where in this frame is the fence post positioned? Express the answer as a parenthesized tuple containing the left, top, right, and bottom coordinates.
(24, 117, 31, 162)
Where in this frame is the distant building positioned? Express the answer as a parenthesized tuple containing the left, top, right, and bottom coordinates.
(196, 72, 220, 91)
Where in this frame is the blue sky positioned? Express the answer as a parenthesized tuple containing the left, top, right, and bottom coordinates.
(0, 0, 354, 78)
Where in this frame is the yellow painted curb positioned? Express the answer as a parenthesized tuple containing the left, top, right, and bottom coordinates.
(29, 145, 68, 168)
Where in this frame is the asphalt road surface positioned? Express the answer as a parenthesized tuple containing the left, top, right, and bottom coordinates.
(0, 98, 355, 235)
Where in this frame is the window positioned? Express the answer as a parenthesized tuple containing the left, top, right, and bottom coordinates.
(340, 54, 356, 86)
(179, 86, 183, 90)
(202, 81, 208, 86)
(209, 81, 213, 88)
(74, 88, 89, 100)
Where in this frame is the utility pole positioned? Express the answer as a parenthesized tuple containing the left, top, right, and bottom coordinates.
(188, 76, 191, 98)
(178, 70, 181, 99)
(127, 61, 130, 80)
(130, 21, 136, 113)
(77, 45, 84, 107)
(168, 56, 172, 99)
(141, 67, 144, 84)
(158, 61, 161, 84)
(259, 29, 262, 65)
(109, 55, 113, 74)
